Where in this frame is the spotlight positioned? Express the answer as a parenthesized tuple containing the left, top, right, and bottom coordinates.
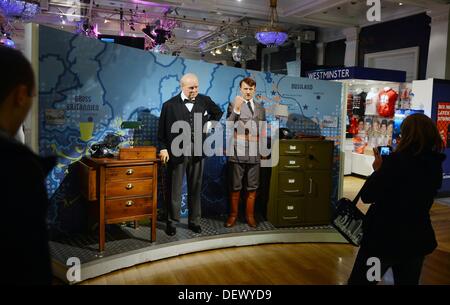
(0, 36, 15, 48)
(60, 15, 68, 25)
(142, 24, 156, 39)
(215, 48, 222, 55)
(225, 44, 232, 52)
(158, 29, 170, 44)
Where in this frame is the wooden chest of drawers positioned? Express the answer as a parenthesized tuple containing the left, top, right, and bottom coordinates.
(79, 156, 158, 252)
(267, 139, 333, 227)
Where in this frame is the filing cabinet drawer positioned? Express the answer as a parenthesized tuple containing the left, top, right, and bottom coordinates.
(279, 156, 305, 171)
(277, 199, 303, 223)
(279, 141, 305, 156)
(278, 172, 304, 196)
(105, 179, 152, 198)
(267, 139, 334, 227)
(106, 165, 153, 181)
(106, 196, 153, 221)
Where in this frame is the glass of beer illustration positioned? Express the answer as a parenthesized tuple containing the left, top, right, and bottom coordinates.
(79, 117, 94, 142)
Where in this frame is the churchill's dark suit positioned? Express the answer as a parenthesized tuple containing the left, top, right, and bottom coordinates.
(158, 93, 223, 226)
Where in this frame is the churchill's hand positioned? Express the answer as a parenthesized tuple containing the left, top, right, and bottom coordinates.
(160, 150, 169, 164)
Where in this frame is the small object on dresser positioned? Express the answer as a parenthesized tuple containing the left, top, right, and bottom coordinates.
(119, 146, 157, 160)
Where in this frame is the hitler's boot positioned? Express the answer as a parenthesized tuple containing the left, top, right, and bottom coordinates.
(225, 191, 240, 227)
(245, 191, 257, 228)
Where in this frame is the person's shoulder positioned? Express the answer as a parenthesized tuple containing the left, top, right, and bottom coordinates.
(0, 138, 42, 172)
(164, 94, 181, 105)
(198, 94, 217, 105)
(0, 136, 31, 157)
(196, 93, 209, 100)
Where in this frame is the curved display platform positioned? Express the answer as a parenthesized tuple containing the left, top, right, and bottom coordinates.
(50, 218, 347, 284)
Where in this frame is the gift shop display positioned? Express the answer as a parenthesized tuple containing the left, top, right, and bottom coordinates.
(307, 67, 407, 176)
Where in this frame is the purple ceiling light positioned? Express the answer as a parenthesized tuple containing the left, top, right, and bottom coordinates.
(0, 35, 15, 48)
(0, 0, 40, 20)
(255, 31, 288, 47)
(255, 0, 288, 47)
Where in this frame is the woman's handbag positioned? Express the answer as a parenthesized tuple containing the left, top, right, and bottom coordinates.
(332, 187, 365, 246)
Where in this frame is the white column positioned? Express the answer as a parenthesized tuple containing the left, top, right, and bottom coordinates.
(316, 42, 325, 66)
(343, 27, 360, 67)
(24, 23, 40, 154)
(426, 7, 450, 79)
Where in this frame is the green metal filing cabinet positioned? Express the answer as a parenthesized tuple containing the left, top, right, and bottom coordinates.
(267, 139, 334, 227)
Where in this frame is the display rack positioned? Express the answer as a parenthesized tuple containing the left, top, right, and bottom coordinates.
(307, 67, 407, 177)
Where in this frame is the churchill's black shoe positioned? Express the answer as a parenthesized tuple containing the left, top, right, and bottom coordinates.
(188, 224, 202, 233)
(165, 222, 176, 236)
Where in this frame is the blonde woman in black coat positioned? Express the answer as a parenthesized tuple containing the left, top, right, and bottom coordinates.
(348, 113, 445, 285)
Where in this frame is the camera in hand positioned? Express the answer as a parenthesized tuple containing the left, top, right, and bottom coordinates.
(377, 145, 392, 157)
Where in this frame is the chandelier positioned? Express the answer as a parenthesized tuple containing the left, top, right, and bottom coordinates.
(0, 0, 40, 21)
(255, 0, 288, 47)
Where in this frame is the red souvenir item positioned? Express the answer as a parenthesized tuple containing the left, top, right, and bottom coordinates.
(378, 88, 398, 117)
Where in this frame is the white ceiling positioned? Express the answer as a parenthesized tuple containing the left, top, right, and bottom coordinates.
(3, 0, 450, 55)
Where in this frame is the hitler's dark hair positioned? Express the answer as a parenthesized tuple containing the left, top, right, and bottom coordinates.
(0, 46, 35, 104)
(240, 77, 256, 88)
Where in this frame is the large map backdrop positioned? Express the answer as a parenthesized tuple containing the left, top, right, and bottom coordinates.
(39, 25, 343, 233)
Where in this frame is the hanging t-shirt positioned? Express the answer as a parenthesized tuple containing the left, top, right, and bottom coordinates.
(347, 93, 353, 117)
(378, 89, 398, 117)
(365, 90, 379, 116)
(352, 91, 367, 116)
(349, 116, 359, 135)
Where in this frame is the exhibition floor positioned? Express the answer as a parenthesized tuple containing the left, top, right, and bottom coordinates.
(71, 176, 450, 285)
(50, 215, 344, 283)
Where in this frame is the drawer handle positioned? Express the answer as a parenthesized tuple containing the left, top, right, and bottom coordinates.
(285, 151, 301, 154)
(126, 200, 134, 207)
(309, 178, 313, 194)
(285, 165, 300, 169)
(283, 216, 298, 220)
(126, 183, 134, 190)
(283, 189, 300, 193)
(286, 205, 294, 210)
(126, 169, 134, 175)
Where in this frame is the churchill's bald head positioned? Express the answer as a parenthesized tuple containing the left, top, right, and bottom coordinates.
(180, 73, 199, 100)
